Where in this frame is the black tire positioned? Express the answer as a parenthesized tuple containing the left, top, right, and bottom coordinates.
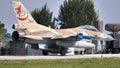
(42, 50, 48, 55)
(80, 51, 84, 55)
(60, 49, 66, 56)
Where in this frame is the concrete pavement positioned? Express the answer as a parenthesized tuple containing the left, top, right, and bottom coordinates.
(0, 54, 120, 60)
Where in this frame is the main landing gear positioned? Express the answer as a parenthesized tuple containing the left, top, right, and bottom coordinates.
(42, 46, 67, 56)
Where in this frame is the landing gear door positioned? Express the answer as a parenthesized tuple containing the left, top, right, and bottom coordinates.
(39, 44, 48, 50)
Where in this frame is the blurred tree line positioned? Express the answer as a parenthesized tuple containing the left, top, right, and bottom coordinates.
(31, 4, 55, 28)
(0, 21, 7, 38)
(31, 0, 99, 29)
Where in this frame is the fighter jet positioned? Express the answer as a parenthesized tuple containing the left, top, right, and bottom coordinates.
(11, 1, 113, 56)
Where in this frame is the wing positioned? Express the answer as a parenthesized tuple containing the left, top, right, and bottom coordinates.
(52, 27, 105, 40)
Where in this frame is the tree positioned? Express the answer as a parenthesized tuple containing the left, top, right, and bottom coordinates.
(0, 21, 7, 37)
(58, 0, 98, 29)
(31, 4, 54, 28)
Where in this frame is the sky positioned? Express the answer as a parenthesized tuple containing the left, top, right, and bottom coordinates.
(0, 0, 120, 34)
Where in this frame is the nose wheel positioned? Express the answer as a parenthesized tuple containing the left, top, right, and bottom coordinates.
(42, 50, 48, 55)
(60, 47, 67, 56)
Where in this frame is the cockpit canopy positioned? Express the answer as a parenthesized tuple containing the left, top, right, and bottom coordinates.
(79, 25, 99, 31)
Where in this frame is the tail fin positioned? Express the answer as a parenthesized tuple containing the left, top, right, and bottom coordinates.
(12, 1, 37, 24)
(11, 1, 52, 31)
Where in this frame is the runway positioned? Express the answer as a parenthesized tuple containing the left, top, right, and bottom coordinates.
(0, 54, 120, 60)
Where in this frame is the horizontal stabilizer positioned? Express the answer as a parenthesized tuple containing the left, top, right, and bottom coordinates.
(23, 35, 43, 40)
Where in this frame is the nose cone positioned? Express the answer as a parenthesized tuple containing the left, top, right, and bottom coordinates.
(101, 33, 114, 41)
(106, 34, 115, 41)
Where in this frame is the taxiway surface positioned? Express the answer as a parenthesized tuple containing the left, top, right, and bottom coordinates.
(0, 54, 120, 60)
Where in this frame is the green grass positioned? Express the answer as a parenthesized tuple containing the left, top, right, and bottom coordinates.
(0, 58, 120, 68)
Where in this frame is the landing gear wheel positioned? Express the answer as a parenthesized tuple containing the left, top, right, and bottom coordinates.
(80, 51, 84, 55)
(42, 50, 48, 55)
(60, 49, 66, 56)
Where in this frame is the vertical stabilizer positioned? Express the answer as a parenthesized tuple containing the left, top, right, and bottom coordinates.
(11, 1, 59, 35)
(12, 1, 37, 25)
